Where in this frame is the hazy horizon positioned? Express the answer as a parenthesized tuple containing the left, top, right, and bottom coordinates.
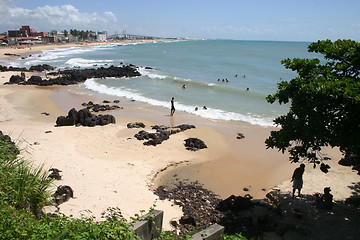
(1, 0, 359, 42)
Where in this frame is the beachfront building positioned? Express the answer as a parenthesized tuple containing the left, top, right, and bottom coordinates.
(7, 26, 47, 45)
(8, 26, 47, 38)
(42, 36, 59, 44)
(50, 30, 69, 43)
(97, 31, 107, 42)
(7, 36, 42, 45)
(0, 36, 7, 46)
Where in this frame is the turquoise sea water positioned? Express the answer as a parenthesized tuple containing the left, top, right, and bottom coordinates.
(14, 40, 320, 126)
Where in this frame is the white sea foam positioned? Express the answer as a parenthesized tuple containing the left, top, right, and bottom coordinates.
(21, 46, 98, 67)
(23, 45, 116, 67)
(83, 78, 274, 126)
(138, 68, 168, 80)
(40, 47, 94, 60)
(65, 58, 114, 68)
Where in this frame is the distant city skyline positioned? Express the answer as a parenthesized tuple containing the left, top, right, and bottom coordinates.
(1, 0, 359, 42)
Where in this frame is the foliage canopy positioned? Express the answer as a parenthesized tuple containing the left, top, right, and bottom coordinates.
(266, 39, 360, 172)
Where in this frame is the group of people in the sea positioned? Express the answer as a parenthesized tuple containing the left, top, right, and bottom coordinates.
(171, 73, 251, 116)
(217, 73, 249, 91)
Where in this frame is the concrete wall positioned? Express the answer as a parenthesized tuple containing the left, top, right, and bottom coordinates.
(132, 210, 163, 240)
(131, 210, 225, 240)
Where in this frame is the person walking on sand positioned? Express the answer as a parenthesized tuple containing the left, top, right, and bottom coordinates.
(291, 163, 305, 198)
(170, 97, 175, 116)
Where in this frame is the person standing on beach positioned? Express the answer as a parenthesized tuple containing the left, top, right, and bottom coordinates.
(170, 97, 175, 116)
(291, 163, 305, 198)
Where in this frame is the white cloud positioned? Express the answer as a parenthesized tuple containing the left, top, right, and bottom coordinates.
(0, 0, 117, 32)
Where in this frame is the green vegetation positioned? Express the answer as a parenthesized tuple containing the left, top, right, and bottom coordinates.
(266, 39, 360, 171)
(0, 137, 53, 216)
(223, 233, 248, 240)
(0, 206, 139, 240)
(68, 29, 96, 40)
(0, 136, 249, 239)
(0, 137, 139, 239)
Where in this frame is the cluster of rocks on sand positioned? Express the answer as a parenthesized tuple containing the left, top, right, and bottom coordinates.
(2, 64, 141, 86)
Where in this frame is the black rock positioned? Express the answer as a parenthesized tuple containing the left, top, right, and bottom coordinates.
(53, 185, 74, 205)
(174, 124, 196, 131)
(56, 107, 115, 127)
(184, 138, 207, 151)
(5, 65, 141, 86)
(29, 64, 54, 71)
(237, 133, 245, 139)
(179, 216, 197, 226)
(48, 168, 62, 180)
(127, 122, 146, 128)
(217, 195, 254, 212)
(8, 75, 23, 84)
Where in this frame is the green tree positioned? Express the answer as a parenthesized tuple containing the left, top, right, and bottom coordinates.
(69, 29, 78, 37)
(266, 39, 360, 172)
(63, 30, 68, 37)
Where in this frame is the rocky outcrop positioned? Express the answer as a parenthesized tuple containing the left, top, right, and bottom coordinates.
(134, 130, 171, 146)
(4, 65, 141, 86)
(29, 64, 54, 71)
(155, 182, 261, 238)
(81, 101, 122, 112)
(134, 124, 197, 146)
(56, 108, 116, 127)
(155, 182, 223, 235)
(0, 65, 27, 72)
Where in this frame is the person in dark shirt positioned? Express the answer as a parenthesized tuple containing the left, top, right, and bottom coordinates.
(319, 187, 333, 210)
(291, 163, 305, 198)
(170, 97, 175, 116)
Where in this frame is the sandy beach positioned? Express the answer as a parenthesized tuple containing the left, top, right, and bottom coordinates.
(0, 43, 359, 232)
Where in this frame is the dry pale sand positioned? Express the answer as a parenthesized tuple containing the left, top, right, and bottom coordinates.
(0, 70, 229, 229)
(0, 43, 359, 232)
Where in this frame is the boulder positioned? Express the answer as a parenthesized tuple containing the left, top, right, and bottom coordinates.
(216, 195, 254, 212)
(48, 168, 62, 180)
(127, 122, 146, 128)
(56, 107, 115, 127)
(53, 185, 74, 205)
(56, 116, 75, 126)
(179, 216, 197, 226)
(184, 138, 207, 151)
(8, 75, 23, 84)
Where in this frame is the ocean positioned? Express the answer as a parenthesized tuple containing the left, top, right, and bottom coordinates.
(13, 40, 319, 126)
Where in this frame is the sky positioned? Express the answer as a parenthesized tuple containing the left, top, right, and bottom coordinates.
(1, 0, 359, 42)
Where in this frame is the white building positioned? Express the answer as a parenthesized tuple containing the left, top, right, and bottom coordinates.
(97, 31, 107, 42)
